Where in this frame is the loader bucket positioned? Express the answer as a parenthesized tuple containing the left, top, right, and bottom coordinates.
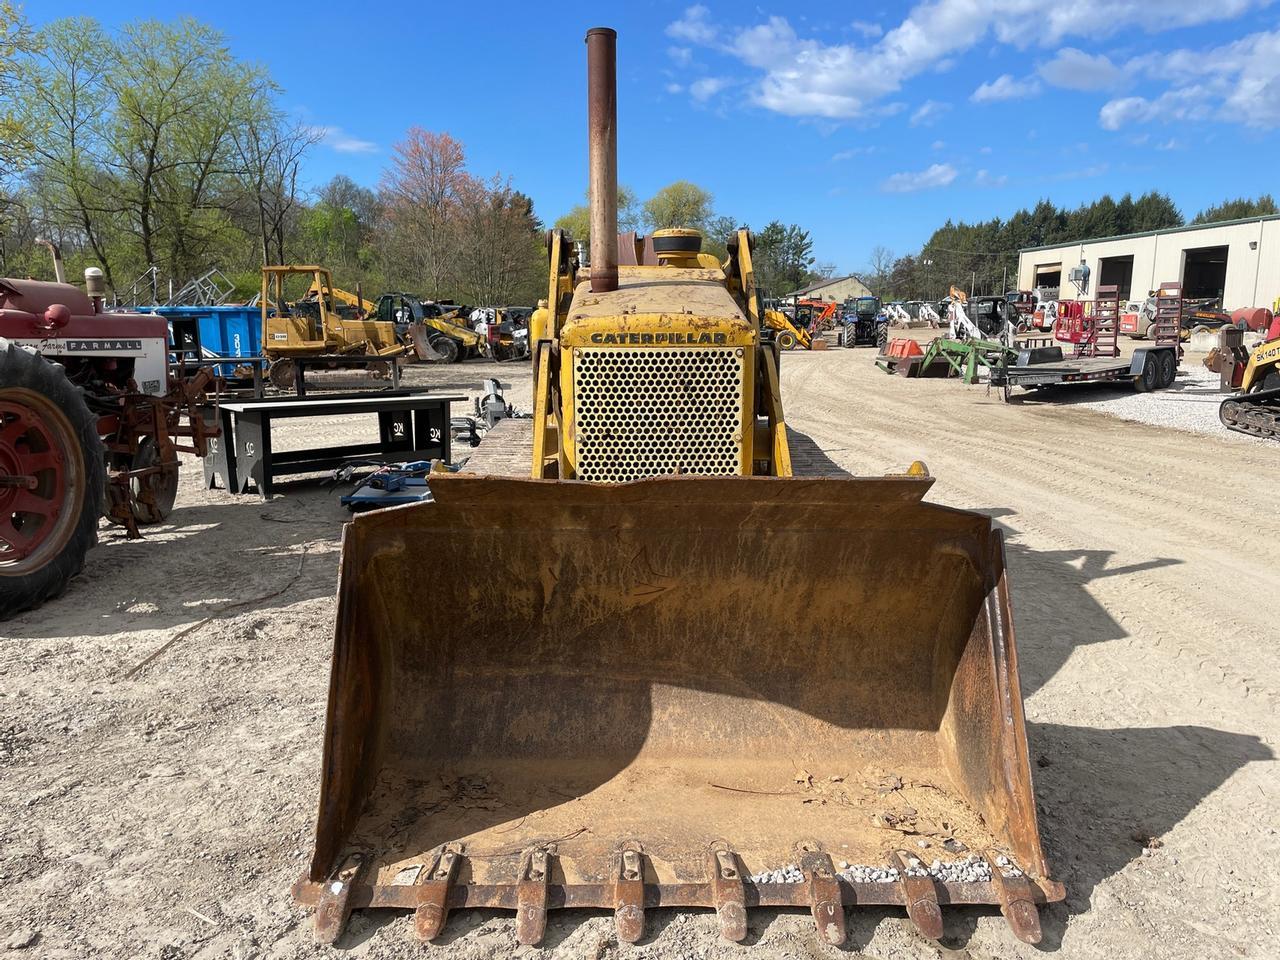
(295, 474, 1063, 946)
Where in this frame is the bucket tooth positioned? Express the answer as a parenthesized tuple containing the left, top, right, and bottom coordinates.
(313, 852, 364, 945)
(515, 846, 553, 946)
(709, 846, 747, 942)
(986, 854, 1042, 944)
(891, 850, 943, 940)
(413, 845, 462, 942)
(800, 852, 846, 946)
(613, 845, 646, 943)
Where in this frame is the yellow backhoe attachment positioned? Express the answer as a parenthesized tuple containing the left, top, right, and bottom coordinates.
(295, 474, 1061, 946)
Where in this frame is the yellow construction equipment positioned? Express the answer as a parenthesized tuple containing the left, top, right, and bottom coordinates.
(306, 278, 375, 318)
(260, 266, 404, 389)
(764, 307, 813, 349)
(293, 27, 1062, 949)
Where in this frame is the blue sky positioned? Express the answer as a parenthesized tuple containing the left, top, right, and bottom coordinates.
(35, 1, 1280, 271)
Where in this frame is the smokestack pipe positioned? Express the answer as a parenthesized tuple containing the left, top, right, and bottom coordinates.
(35, 238, 66, 284)
(586, 27, 618, 293)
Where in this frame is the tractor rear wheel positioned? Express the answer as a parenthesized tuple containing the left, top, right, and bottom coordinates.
(777, 331, 798, 350)
(0, 341, 105, 618)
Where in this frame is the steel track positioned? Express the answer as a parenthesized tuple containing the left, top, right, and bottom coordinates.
(1219, 386, 1280, 440)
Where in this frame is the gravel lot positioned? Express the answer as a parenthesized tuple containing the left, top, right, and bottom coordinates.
(1011, 356, 1270, 444)
(2, 352, 1277, 960)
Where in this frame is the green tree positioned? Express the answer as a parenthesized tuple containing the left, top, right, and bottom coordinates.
(752, 220, 815, 295)
(1130, 191, 1183, 231)
(1192, 195, 1278, 225)
(0, 0, 32, 178)
(106, 17, 265, 287)
(553, 184, 639, 243)
(11, 17, 119, 285)
(642, 180, 714, 232)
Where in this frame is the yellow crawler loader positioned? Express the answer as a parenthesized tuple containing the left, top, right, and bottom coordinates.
(261, 265, 405, 389)
(293, 27, 1062, 948)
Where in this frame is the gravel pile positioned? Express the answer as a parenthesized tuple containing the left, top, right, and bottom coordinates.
(749, 865, 804, 883)
(838, 863, 900, 883)
(752, 857, 1021, 885)
(1043, 363, 1271, 444)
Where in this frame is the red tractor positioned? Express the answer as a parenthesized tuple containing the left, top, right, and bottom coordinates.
(0, 263, 216, 617)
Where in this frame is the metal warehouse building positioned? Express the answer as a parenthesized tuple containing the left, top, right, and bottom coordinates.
(1016, 214, 1280, 309)
(781, 274, 873, 302)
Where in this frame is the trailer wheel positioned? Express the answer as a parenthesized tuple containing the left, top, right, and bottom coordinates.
(1157, 350, 1177, 388)
(1135, 354, 1159, 392)
(0, 342, 105, 618)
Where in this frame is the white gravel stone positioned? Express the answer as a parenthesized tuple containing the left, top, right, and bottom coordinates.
(1027, 362, 1272, 445)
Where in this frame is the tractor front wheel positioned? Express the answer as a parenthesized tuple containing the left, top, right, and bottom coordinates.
(0, 341, 105, 618)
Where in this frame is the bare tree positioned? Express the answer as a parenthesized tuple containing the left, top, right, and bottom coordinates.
(380, 128, 469, 298)
(866, 244, 895, 296)
(231, 82, 318, 266)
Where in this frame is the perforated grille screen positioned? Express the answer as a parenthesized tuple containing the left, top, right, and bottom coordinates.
(572, 347, 745, 482)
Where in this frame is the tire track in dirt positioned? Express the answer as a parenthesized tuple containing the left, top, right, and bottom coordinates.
(781, 354, 1280, 722)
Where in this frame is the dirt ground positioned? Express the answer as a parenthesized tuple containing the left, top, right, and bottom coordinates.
(2, 352, 1277, 959)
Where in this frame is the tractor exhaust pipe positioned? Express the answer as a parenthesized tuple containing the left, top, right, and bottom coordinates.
(35, 238, 65, 284)
(586, 27, 618, 294)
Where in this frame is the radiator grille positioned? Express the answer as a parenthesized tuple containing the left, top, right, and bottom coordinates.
(572, 347, 745, 482)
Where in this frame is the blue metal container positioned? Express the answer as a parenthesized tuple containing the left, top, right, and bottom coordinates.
(148, 304, 262, 377)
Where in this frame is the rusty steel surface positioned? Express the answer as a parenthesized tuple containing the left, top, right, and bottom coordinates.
(586, 27, 618, 294)
(101, 367, 220, 536)
(297, 473, 1062, 946)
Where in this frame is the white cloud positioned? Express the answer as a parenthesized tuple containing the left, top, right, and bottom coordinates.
(663, 0, 1269, 120)
(910, 100, 950, 126)
(1039, 48, 1123, 90)
(310, 126, 377, 154)
(881, 163, 958, 193)
(1157, 138, 1182, 150)
(971, 74, 1042, 102)
(1098, 86, 1215, 129)
(1106, 28, 1280, 129)
(667, 5, 716, 44)
(689, 76, 731, 102)
(667, 46, 693, 65)
(831, 146, 876, 161)
(665, 82, 684, 94)
(850, 20, 882, 38)
(931, 139, 946, 150)
(975, 169, 1009, 187)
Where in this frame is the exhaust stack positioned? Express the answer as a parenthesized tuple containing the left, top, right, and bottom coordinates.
(586, 27, 618, 293)
(35, 238, 65, 284)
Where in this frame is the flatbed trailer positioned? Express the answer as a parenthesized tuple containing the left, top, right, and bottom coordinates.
(993, 343, 1180, 400)
(994, 282, 1185, 402)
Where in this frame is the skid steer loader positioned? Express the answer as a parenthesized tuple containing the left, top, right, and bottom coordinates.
(293, 27, 1063, 948)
